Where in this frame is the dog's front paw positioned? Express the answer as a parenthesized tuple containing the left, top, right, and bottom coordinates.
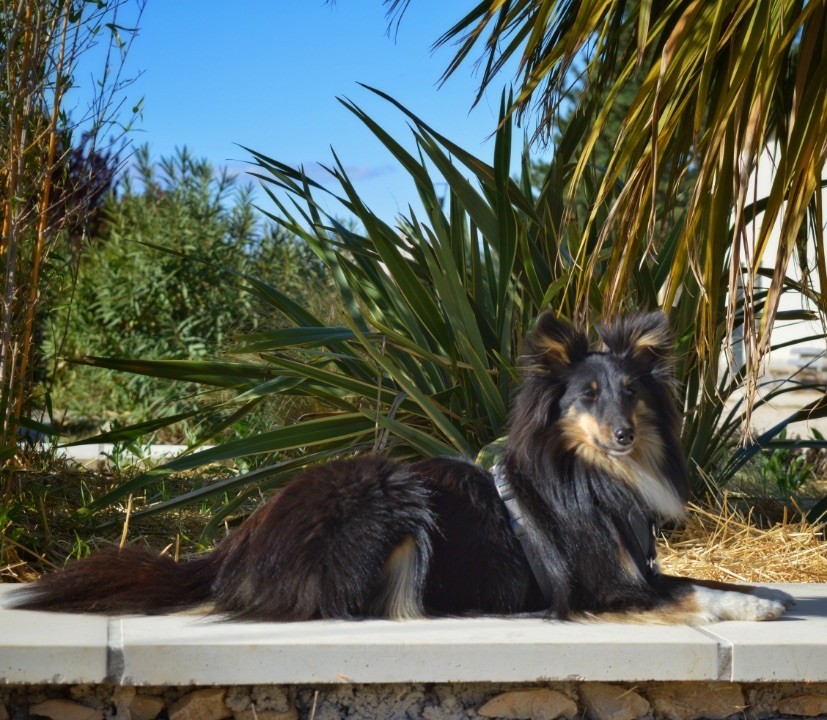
(749, 586, 796, 609)
(730, 594, 786, 621)
(693, 586, 786, 622)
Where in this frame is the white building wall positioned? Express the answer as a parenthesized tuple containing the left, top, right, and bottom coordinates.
(735, 144, 827, 436)
(745, 144, 826, 378)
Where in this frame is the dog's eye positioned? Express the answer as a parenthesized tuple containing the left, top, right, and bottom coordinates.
(582, 388, 598, 401)
(623, 384, 636, 397)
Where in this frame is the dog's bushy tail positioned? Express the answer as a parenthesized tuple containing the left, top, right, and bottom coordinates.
(8, 546, 216, 615)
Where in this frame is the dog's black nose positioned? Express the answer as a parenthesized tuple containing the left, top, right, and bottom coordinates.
(614, 427, 635, 446)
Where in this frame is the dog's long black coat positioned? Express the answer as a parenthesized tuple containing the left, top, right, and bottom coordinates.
(10, 312, 786, 623)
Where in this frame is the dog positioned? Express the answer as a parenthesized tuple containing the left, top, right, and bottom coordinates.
(9, 311, 791, 623)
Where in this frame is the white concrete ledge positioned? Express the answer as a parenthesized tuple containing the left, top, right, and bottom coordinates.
(1, 584, 825, 686)
(54, 442, 194, 467)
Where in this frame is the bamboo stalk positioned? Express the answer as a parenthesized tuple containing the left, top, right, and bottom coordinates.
(0, 0, 33, 454)
(0, 0, 142, 467)
(12, 0, 72, 424)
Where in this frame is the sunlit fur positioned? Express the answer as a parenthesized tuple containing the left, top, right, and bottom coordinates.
(369, 536, 426, 619)
(8, 312, 788, 624)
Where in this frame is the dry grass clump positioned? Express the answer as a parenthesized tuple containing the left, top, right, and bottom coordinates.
(1, 452, 238, 583)
(658, 500, 827, 583)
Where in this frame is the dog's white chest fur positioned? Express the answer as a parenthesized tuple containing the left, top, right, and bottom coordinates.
(620, 457, 685, 520)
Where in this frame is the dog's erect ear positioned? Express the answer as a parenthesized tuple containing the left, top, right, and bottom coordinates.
(598, 312, 674, 377)
(524, 312, 589, 372)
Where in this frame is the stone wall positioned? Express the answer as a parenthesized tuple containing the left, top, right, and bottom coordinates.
(2, 681, 827, 720)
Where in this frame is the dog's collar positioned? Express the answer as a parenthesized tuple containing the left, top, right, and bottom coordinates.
(490, 463, 556, 605)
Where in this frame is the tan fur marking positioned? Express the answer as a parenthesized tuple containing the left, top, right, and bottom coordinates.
(580, 592, 701, 624)
(538, 337, 570, 366)
(613, 526, 646, 582)
(629, 402, 665, 470)
(559, 409, 612, 454)
(577, 413, 608, 445)
(631, 327, 671, 353)
(618, 547, 645, 582)
(370, 536, 424, 620)
(173, 602, 216, 617)
(560, 410, 621, 474)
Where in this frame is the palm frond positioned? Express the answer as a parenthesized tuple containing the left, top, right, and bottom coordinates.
(434, 0, 827, 418)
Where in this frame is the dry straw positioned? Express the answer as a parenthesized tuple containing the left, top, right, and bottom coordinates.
(658, 500, 827, 583)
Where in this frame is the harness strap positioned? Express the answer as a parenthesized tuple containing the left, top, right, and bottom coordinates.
(491, 463, 556, 605)
(491, 463, 660, 609)
(628, 509, 659, 577)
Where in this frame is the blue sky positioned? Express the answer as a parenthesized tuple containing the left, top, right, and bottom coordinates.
(80, 2, 534, 223)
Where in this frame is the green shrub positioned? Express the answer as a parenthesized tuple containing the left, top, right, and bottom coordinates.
(47, 146, 330, 437)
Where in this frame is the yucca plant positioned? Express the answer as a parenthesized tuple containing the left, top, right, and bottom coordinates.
(63, 87, 826, 534)
(68, 91, 559, 531)
(66, 88, 644, 528)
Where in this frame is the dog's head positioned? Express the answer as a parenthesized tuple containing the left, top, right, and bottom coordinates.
(518, 311, 675, 458)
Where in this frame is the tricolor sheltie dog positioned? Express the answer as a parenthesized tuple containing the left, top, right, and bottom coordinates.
(10, 312, 791, 623)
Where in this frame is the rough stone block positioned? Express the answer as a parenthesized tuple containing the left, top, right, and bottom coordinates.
(28, 698, 104, 720)
(648, 682, 745, 720)
(168, 689, 230, 720)
(777, 693, 827, 717)
(225, 685, 291, 714)
(478, 688, 577, 719)
(233, 708, 298, 720)
(580, 682, 650, 720)
(130, 693, 166, 720)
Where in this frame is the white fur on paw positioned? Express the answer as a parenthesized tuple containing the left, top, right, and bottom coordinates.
(749, 586, 796, 609)
(693, 586, 786, 622)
